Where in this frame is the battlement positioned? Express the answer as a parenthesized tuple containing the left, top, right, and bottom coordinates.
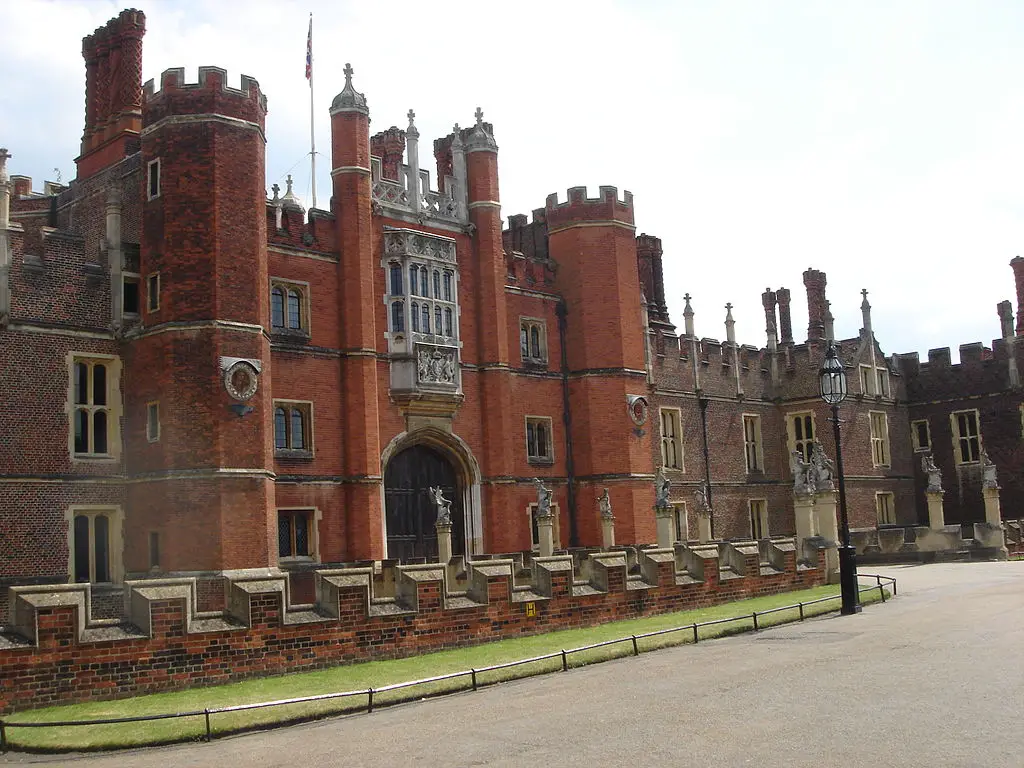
(143, 67, 267, 129)
(544, 186, 634, 230)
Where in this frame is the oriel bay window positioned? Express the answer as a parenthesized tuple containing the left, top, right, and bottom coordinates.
(384, 234, 459, 344)
(274, 401, 313, 456)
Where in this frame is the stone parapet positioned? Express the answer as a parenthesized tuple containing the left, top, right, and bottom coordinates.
(0, 542, 824, 714)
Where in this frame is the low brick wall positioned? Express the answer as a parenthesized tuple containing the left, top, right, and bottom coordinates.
(0, 540, 826, 714)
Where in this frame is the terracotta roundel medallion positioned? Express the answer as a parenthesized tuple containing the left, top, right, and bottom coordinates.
(224, 360, 259, 402)
(628, 395, 649, 426)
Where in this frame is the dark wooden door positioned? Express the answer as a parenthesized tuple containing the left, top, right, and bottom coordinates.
(384, 445, 464, 561)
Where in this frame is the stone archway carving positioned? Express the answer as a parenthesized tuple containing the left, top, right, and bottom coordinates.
(380, 429, 483, 557)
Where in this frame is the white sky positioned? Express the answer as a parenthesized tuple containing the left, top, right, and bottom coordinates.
(3, 0, 1023, 361)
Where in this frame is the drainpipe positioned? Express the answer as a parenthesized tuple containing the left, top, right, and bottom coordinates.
(698, 394, 713, 539)
(556, 299, 579, 547)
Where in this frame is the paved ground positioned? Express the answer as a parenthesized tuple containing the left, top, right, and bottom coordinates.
(4, 561, 1021, 768)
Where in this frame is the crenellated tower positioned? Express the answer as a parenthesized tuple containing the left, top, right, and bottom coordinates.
(128, 66, 275, 575)
(546, 187, 655, 545)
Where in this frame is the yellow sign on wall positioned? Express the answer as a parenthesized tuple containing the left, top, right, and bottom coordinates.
(525, 602, 537, 618)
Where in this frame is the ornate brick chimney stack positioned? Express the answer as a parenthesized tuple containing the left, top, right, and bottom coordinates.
(776, 287, 793, 344)
(1011, 256, 1024, 335)
(803, 268, 827, 342)
(78, 8, 146, 179)
(370, 125, 405, 182)
(636, 234, 669, 324)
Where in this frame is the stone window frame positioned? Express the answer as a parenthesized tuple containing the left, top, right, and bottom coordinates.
(950, 409, 982, 465)
(876, 368, 891, 398)
(519, 317, 548, 367)
(749, 498, 768, 540)
(525, 415, 555, 465)
(742, 413, 763, 473)
(65, 505, 124, 584)
(273, 399, 315, 459)
(528, 502, 561, 551)
(277, 506, 322, 563)
(859, 365, 874, 396)
(269, 278, 311, 340)
(911, 419, 931, 452)
(146, 272, 160, 313)
(659, 407, 684, 471)
(146, 401, 160, 443)
(147, 158, 161, 201)
(68, 353, 122, 462)
(869, 410, 890, 467)
(786, 411, 816, 464)
(875, 492, 896, 526)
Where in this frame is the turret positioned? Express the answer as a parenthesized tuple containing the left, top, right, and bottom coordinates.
(329, 64, 383, 560)
(131, 66, 274, 574)
(546, 185, 653, 545)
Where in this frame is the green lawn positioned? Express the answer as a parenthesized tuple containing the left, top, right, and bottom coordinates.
(2, 583, 889, 752)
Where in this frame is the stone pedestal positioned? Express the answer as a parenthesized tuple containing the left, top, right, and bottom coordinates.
(794, 494, 816, 544)
(436, 522, 453, 565)
(814, 492, 840, 582)
(983, 486, 1002, 527)
(655, 505, 674, 549)
(926, 491, 945, 530)
(537, 516, 554, 557)
(601, 516, 616, 549)
(697, 514, 712, 544)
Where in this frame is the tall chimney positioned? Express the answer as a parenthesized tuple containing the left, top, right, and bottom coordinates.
(683, 292, 695, 337)
(1011, 257, 1024, 336)
(803, 268, 827, 342)
(998, 300, 1014, 340)
(761, 288, 778, 346)
(776, 287, 793, 344)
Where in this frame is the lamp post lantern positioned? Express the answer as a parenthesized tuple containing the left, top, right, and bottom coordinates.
(819, 342, 861, 615)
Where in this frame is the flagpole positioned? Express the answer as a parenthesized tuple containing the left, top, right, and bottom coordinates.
(308, 13, 317, 211)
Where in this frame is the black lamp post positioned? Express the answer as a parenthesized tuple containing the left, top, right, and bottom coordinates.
(819, 342, 861, 615)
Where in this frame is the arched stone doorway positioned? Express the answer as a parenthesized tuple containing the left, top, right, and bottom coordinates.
(383, 444, 465, 561)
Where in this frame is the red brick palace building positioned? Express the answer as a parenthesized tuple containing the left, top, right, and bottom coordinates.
(1, 10, 1020, 610)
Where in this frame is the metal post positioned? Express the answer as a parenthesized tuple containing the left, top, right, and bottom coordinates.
(832, 403, 862, 615)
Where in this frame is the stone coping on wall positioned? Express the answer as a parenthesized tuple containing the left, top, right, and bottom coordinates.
(0, 539, 826, 714)
(851, 524, 1008, 563)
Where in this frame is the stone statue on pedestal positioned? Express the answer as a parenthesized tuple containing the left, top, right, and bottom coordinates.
(790, 450, 816, 496)
(429, 486, 452, 525)
(654, 468, 672, 509)
(981, 451, 999, 489)
(922, 454, 943, 493)
(809, 442, 835, 492)
(534, 477, 553, 518)
(598, 488, 613, 520)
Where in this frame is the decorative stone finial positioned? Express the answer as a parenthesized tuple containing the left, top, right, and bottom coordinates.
(683, 293, 694, 337)
(281, 174, 304, 211)
(599, 488, 613, 521)
(330, 62, 368, 115)
(824, 300, 835, 342)
(861, 288, 873, 334)
(465, 106, 497, 152)
(0, 148, 9, 182)
(923, 454, 943, 493)
(654, 468, 671, 510)
(271, 183, 280, 202)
